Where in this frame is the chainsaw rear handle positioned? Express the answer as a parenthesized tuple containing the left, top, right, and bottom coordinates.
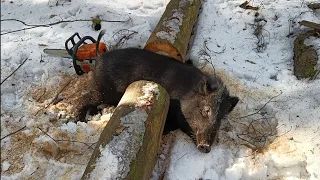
(64, 31, 107, 75)
(65, 33, 81, 56)
(72, 36, 97, 75)
(65, 33, 97, 75)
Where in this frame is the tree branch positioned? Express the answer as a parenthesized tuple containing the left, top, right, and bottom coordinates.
(1, 125, 27, 140)
(237, 91, 282, 119)
(34, 79, 71, 116)
(1, 18, 130, 35)
(1, 57, 29, 85)
(37, 127, 96, 150)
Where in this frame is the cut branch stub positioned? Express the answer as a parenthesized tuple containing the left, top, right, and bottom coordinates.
(144, 0, 201, 62)
(81, 80, 170, 180)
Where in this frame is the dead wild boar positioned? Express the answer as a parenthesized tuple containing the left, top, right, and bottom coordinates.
(77, 48, 238, 153)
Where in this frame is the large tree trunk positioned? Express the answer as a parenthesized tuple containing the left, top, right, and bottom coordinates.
(144, 0, 201, 62)
(81, 80, 170, 180)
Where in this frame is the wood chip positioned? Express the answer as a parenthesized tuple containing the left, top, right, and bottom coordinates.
(240, 1, 259, 10)
(245, 60, 256, 64)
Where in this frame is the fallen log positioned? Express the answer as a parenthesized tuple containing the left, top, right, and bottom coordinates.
(144, 0, 201, 62)
(308, 3, 320, 10)
(293, 30, 320, 79)
(299, 20, 320, 30)
(81, 80, 169, 179)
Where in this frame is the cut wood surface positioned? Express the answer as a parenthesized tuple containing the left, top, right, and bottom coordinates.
(144, 0, 201, 62)
(81, 80, 170, 180)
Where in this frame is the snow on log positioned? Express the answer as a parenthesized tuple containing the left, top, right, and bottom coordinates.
(81, 80, 170, 179)
(144, 0, 201, 62)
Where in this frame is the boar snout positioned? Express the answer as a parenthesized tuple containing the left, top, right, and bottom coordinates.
(197, 144, 211, 153)
(196, 132, 212, 153)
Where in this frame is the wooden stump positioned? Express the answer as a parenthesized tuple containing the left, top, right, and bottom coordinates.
(81, 80, 170, 179)
(144, 0, 201, 62)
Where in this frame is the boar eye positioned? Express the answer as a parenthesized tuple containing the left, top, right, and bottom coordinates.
(206, 83, 218, 92)
(201, 106, 211, 117)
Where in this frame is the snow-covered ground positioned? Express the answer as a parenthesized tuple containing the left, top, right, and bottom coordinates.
(1, 0, 320, 179)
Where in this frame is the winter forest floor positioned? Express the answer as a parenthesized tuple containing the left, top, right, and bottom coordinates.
(1, 0, 320, 179)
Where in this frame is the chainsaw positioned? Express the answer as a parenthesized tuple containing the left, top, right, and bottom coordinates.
(44, 30, 108, 75)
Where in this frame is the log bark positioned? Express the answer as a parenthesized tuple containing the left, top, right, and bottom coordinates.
(293, 30, 320, 79)
(81, 80, 169, 179)
(299, 20, 320, 30)
(144, 0, 201, 62)
(308, 3, 320, 10)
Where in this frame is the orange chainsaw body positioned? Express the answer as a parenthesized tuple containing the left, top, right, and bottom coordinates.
(77, 42, 108, 60)
(64, 32, 108, 75)
(76, 42, 108, 73)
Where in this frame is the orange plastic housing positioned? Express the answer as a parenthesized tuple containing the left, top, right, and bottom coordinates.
(76, 42, 108, 60)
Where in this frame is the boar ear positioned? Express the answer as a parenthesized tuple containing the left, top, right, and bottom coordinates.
(199, 76, 220, 94)
(228, 96, 239, 113)
(198, 77, 208, 94)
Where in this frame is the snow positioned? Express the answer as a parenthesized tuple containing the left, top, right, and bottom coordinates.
(137, 82, 160, 107)
(1, 0, 320, 180)
(2, 161, 11, 172)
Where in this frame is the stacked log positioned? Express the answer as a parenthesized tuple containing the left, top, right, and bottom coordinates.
(81, 81, 170, 179)
(144, 0, 201, 62)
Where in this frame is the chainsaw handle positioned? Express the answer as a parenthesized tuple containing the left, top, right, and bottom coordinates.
(65, 32, 82, 56)
(70, 35, 97, 75)
(71, 35, 97, 59)
(73, 36, 97, 75)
